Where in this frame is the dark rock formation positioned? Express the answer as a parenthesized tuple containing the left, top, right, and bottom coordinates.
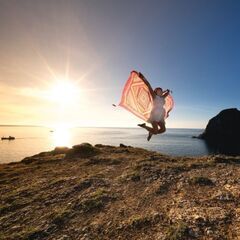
(199, 108, 240, 155)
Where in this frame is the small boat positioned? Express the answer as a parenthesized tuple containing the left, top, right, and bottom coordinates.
(1, 136, 15, 140)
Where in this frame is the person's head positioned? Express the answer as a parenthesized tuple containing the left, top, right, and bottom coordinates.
(154, 87, 163, 96)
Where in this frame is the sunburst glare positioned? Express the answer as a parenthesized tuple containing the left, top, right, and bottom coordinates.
(48, 78, 79, 105)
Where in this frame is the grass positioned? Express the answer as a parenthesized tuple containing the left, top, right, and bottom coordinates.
(1, 144, 239, 239)
(130, 172, 141, 182)
(128, 170, 141, 182)
(127, 215, 152, 229)
(189, 176, 214, 186)
(0, 200, 29, 216)
(156, 182, 170, 195)
(74, 188, 115, 213)
(78, 197, 105, 212)
(8, 226, 44, 240)
(52, 208, 73, 226)
(166, 222, 190, 240)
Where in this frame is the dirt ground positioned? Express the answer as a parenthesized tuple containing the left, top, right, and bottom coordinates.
(0, 143, 240, 240)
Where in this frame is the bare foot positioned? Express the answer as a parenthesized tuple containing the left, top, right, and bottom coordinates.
(138, 123, 146, 128)
(147, 133, 153, 141)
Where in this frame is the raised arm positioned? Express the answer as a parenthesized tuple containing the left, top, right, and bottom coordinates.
(138, 72, 155, 99)
(162, 89, 170, 98)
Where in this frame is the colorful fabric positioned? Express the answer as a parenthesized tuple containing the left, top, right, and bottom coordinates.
(119, 71, 174, 122)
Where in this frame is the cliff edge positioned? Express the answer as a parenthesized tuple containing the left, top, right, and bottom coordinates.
(0, 143, 240, 239)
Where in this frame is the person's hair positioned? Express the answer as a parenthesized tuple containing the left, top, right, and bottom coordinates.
(154, 87, 162, 94)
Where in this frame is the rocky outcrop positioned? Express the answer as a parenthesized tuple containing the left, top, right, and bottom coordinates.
(199, 108, 240, 155)
(1, 144, 240, 239)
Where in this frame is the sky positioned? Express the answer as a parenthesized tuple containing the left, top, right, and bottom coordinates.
(0, 0, 239, 128)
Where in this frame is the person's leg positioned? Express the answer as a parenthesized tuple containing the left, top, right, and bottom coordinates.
(147, 122, 159, 141)
(157, 121, 166, 134)
(138, 122, 158, 134)
(147, 132, 153, 141)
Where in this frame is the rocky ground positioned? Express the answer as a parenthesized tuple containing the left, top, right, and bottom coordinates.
(0, 143, 240, 240)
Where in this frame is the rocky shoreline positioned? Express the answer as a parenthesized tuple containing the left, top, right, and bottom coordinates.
(198, 108, 240, 155)
(0, 143, 240, 239)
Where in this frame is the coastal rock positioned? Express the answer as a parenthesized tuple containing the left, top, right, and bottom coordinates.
(199, 108, 240, 155)
(1, 144, 240, 239)
(65, 143, 100, 158)
(52, 147, 70, 155)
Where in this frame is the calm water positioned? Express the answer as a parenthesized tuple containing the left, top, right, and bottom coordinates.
(0, 126, 210, 163)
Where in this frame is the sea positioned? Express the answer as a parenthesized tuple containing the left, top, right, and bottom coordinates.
(0, 126, 211, 164)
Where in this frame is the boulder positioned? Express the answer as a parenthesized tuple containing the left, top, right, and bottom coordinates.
(199, 108, 240, 155)
(65, 143, 100, 158)
(52, 147, 70, 155)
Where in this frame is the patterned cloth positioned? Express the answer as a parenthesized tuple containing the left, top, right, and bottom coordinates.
(119, 71, 174, 122)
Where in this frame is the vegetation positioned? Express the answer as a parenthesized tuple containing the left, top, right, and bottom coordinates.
(0, 143, 240, 239)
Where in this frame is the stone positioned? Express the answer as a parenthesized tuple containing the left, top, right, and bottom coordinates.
(199, 108, 240, 155)
(52, 147, 69, 155)
(65, 143, 100, 158)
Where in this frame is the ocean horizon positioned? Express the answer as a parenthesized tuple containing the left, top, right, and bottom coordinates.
(0, 126, 211, 164)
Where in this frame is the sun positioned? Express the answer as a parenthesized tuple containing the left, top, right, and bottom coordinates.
(45, 77, 83, 128)
(49, 78, 79, 105)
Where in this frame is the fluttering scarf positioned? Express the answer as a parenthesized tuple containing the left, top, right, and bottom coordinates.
(119, 71, 174, 121)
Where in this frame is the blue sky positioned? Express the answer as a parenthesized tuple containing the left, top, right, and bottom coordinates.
(0, 0, 239, 128)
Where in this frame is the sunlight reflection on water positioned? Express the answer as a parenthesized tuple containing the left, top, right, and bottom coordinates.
(0, 127, 208, 163)
(52, 127, 72, 147)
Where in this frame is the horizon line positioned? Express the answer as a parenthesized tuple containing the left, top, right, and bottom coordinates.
(0, 124, 204, 129)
